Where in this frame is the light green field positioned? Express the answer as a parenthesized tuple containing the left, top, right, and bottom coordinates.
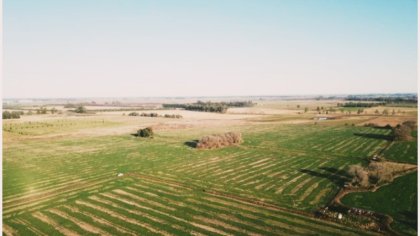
(3, 103, 416, 235)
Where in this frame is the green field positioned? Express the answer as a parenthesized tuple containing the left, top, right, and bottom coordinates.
(2, 109, 416, 235)
(342, 172, 417, 236)
(382, 141, 417, 164)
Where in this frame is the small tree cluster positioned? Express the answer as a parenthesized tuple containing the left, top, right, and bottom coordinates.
(392, 121, 416, 141)
(137, 127, 154, 138)
(196, 132, 242, 149)
(36, 107, 48, 114)
(3, 111, 23, 119)
(347, 162, 414, 188)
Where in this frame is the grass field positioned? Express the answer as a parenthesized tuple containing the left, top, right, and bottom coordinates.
(3, 101, 417, 235)
(342, 172, 417, 236)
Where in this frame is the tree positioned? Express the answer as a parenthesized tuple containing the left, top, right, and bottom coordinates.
(304, 107, 308, 113)
(50, 107, 58, 114)
(137, 127, 154, 138)
(393, 124, 412, 141)
(75, 106, 87, 113)
(347, 165, 369, 188)
(402, 120, 416, 130)
(297, 105, 300, 108)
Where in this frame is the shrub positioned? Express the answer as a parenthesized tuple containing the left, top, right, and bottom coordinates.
(128, 112, 139, 116)
(137, 127, 154, 138)
(196, 132, 242, 149)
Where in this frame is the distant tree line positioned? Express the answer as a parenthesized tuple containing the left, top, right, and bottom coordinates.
(3, 111, 24, 119)
(337, 102, 386, 108)
(345, 95, 417, 104)
(162, 100, 254, 113)
(128, 112, 182, 118)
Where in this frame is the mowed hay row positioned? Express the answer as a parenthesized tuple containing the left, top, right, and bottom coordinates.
(3, 176, 115, 218)
(3, 177, 376, 236)
(4, 172, 377, 235)
(279, 126, 391, 156)
(382, 141, 417, 163)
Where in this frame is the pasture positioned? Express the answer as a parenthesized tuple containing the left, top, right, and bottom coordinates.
(3, 101, 417, 235)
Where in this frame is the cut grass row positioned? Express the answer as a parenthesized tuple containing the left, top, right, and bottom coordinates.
(5, 178, 376, 236)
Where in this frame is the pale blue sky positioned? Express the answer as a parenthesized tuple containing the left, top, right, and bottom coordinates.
(4, 0, 418, 98)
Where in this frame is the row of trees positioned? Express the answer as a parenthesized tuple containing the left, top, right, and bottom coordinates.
(337, 102, 386, 108)
(128, 112, 182, 118)
(162, 101, 254, 113)
(3, 111, 24, 119)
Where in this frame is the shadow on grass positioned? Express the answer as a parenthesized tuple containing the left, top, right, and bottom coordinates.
(184, 140, 199, 148)
(354, 133, 393, 141)
(397, 210, 418, 231)
(300, 167, 350, 187)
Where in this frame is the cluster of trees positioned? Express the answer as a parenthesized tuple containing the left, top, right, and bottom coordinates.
(128, 112, 182, 118)
(393, 121, 416, 141)
(137, 127, 154, 138)
(3, 111, 24, 119)
(196, 132, 242, 149)
(163, 101, 254, 113)
(337, 102, 386, 108)
(347, 162, 413, 188)
(129, 112, 158, 117)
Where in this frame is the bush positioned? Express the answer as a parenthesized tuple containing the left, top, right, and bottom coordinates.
(137, 127, 154, 138)
(128, 112, 139, 116)
(196, 132, 242, 149)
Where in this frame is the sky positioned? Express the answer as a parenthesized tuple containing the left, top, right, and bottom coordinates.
(3, 0, 418, 98)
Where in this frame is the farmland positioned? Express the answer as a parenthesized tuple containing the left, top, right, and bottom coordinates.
(3, 99, 417, 235)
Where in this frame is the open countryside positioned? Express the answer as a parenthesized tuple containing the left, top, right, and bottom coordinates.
(3, 95, 417, 235)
